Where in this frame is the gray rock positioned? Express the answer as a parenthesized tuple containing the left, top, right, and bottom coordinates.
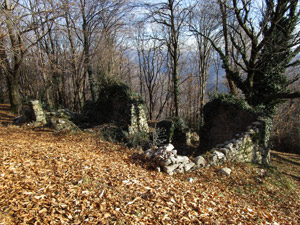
(194, 156, 206, 167)
(213, 150, 225, 160)
(176, 156, 189, 163)
(225, 143, 233, 149)
(177, 166, 184, 174)
(209, 154, 219, 165)
(219, 148, 231, 158)
(50, 117, 79, 132)
(165, 144, 175, 151)
(248, 129, 255, 134)
(187, 177, 193, 183)
(219, 168, 232, 176)
(157, 158, 172, 167)
(169, 155, 177, 164)
(184, 161, 195, 172)
(163, 164, 179, 174)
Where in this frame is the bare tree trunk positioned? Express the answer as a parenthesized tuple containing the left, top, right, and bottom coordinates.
(6, 73, 22, 113)
(172, 56, 180, 117)
(218, 0, 238, 95)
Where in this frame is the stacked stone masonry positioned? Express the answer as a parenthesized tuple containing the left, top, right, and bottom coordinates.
(140, 121, 263, 175)
(28, 100, 47, 124)
(129, 104, 149, 135)
(207, 121, 262, 166)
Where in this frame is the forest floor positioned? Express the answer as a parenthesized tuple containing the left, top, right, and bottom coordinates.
(0, 104, 299, 224)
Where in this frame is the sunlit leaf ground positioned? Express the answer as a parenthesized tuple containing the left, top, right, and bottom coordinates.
(0, 104, 299, 224)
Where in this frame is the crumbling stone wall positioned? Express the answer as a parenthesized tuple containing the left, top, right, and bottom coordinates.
(83, 82, 149, 135)
(14, 100, 47, 125)
(28, 100, 47, 124)
(129, 104, 149, 135)
(138, 121, 263, 176)
(199, 96, 257, 152)
(202, 121, 262, 166)
(139, 96, 266, 176)
(198, 95, 264, 165)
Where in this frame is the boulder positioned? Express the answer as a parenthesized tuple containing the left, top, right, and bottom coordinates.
(218, 168, 232, 176)
(194, 156, 206, 167)
(50, 117, 79, 132)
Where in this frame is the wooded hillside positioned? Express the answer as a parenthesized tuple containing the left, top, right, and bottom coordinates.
(0, 104, 299, 224)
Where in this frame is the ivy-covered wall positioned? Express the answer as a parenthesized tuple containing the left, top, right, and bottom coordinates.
(199, 95, 258, 153)
(197, 95, 266, 165)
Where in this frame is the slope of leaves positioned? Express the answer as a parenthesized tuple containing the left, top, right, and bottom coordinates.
(0, 104, 299, 224)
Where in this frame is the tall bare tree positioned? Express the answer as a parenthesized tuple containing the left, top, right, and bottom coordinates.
(136, 24, 170, 120)
(0, 0, 57, 113)
(189, 0, 221, 126)
(145, 0, 190, 117)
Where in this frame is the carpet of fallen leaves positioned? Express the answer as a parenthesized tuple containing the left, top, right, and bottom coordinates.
(0, 104, 299, 224)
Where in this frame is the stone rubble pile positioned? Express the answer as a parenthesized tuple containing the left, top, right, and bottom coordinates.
(142, 144, 196, 175)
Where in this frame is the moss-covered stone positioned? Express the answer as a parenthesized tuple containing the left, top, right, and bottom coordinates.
(97, 124, 127, 143)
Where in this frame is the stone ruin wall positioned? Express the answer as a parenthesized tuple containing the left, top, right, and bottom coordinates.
(202, 121, 262, 166)
(139, 121, 263, 175)
(128, 104, 149, 135)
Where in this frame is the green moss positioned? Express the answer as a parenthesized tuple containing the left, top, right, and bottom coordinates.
(209, 94, 256, 114)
